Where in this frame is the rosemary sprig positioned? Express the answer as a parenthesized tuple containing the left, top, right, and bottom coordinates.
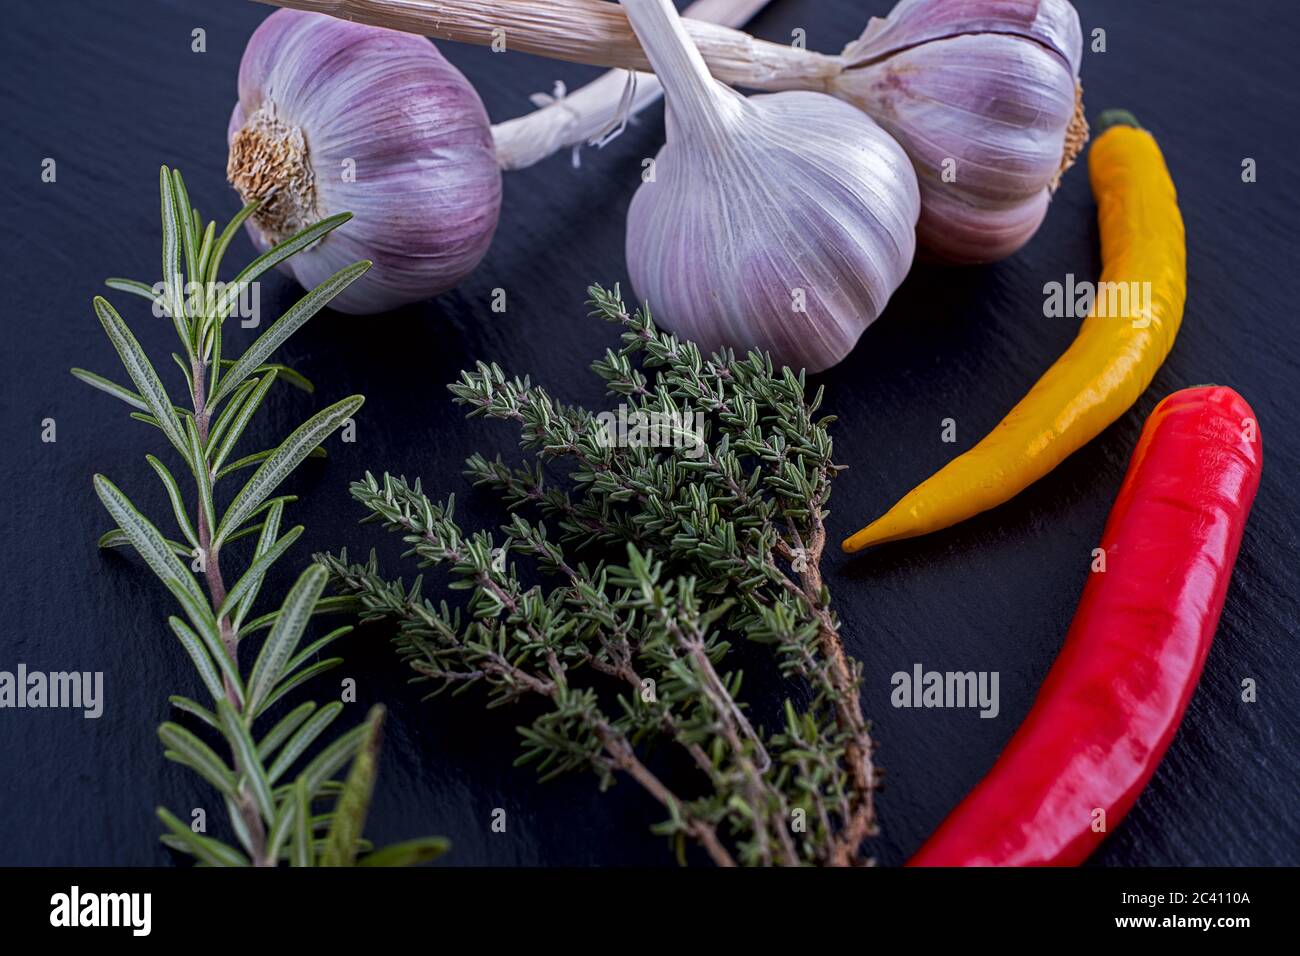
(320, 285, 878, 866)
(77, 167, 445, 867)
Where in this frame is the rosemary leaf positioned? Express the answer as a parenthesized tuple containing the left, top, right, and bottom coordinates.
(256, 701, 318, 761)
(216, 699, 276, 822)
(216, 396, 362, 547)
(219, 358, 315, 394)
(263, 363, 315, 393)
(206, 201, 257, 289)
(170, 170, 201, 329)
(246, 565, 329, 715)
(165, 618, 227, 705)
(232, 500, 287, 632)
(159, 722, 236, 797)
(218, 525, 304, 620)
(211, 370, 278, 473)
(93, 475, 211, 629)
(157, 808, 249, 867)
(183, 417, 217, 543)
(357, 837, 450, 867)
(158, 166, 190, 339)
(168, 695, 219, 731)
(290, 778, 312, 867)
(211, 212, 356, 327)
(97, 527, 191, 558)
(217, 445, 326, 482)
(103, 278, 160, 306)
(93, 297, 188, 457)
(210, 259, 369, 407)
(196, 220, 217, 286)
(319, 706, 384, 866)
(206, 378, 259, 453)
(281, 625, 352, 679)
(240, 595, 356, 637)
(71, 367, 148, 410)
(145, 455, 200, 551)
(299, 722, 367, 798)
(254, 658, 345, 720)
(264, 797, 298, 865)
(267, 701, 344, 785)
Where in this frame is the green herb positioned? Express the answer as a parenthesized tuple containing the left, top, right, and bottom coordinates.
(76, 167, 446, 868)
(319, 285, 877, 866)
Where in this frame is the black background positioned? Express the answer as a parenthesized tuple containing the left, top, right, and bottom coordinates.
(0, 0, 1296, 866)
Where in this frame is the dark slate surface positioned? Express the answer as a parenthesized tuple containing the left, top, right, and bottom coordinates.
(0, 0, 1296, 866)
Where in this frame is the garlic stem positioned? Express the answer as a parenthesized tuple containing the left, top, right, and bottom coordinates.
(253, 1, 1080, 173)
(621, 0, 733, 137)
(252, 0, 844, 92)
(491, 0, 772, 171)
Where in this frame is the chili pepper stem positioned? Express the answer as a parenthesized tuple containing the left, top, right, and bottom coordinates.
(1095, 108, 1142, 133)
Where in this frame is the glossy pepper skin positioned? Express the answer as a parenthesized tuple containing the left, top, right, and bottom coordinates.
(843, 110, 1185, 553)
(909, 386, 1262, 866)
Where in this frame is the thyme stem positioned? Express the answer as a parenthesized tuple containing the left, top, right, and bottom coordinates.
(323, 285, 880, 865)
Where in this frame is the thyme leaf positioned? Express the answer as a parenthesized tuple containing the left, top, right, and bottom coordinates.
(322, 284, 878, 867)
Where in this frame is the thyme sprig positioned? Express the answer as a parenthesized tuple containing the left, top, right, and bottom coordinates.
(320, 285, 878, 866)
(76, 167, 445, 867)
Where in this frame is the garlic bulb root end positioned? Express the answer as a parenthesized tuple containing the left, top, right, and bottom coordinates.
(1051, 82, 1090, 193)
(227, 104, 320, 247)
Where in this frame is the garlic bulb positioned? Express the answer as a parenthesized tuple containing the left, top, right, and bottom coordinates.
(227, 9, 501, 314)
(277, 0, 1086, 265)
(622, 0, 918, 373)
(834, 0, 1086, 263)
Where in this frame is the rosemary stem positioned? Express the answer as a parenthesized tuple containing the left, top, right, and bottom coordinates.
(191, 352, 271, 867)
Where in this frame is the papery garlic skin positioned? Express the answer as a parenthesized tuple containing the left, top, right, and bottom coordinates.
(836, 0, 1085, 264)
(228, 9, 501, 314)
(627, 87, 919, 373)
(492, 0, 775, 171)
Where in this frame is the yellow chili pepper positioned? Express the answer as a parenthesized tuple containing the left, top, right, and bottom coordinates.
(843, 110, 1186, 553)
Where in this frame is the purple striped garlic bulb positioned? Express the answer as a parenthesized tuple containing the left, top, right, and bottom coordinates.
(834, 0, 1087, 264)
(227, 9, 501, 314)
(622, 0, 918, 373)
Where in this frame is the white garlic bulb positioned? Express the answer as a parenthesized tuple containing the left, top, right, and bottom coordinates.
(227, 10, 502, 314)
(623, 0, 918, 373)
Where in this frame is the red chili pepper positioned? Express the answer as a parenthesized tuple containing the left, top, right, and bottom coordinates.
(909, 386, 1263, 866)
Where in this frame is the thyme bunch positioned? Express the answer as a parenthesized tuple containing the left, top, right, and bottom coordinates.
(76, 167, 444, 867)
(320, 286, 878, 865)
